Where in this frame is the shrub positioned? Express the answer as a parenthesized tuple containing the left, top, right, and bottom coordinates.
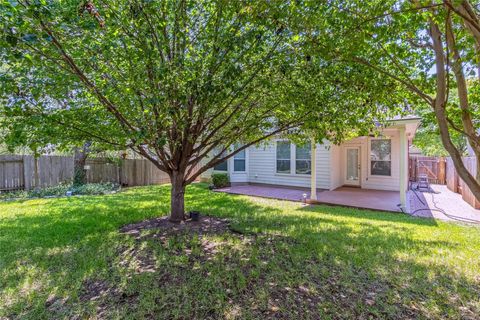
(0, 190, 28, 200)
(211, 173, 230, 189)
(0, 182, 119, 201)
(71, 182, 119, 195)
(28, 182, 71, 198)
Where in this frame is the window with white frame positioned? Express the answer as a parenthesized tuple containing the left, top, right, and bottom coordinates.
(276, 141, 291, 173)
(233, 148, 246, 172)
(213, 148, 228, 171)
(295, 143, 311, 175)
(370, 139, 391, 176)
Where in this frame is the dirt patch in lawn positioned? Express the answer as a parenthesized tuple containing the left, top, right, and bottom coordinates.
(77, 216, 216, 319)
(119, 215, 232, 238)
(79, 279, 120, 303)
(76, 278, 139, 320)
(118, 215, 243, 270)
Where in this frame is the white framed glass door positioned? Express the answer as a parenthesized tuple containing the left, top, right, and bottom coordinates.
(345, 147, 360, 186)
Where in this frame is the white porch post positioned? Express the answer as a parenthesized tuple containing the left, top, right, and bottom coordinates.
(310, 139, 317, 201)
(399, 127, 407, 210)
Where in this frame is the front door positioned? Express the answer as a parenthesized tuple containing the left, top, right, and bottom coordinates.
(345, 147, 360, 186)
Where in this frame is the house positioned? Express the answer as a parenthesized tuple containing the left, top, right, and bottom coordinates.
(204, 117, 420, 211)
(409, 145, 424, 156)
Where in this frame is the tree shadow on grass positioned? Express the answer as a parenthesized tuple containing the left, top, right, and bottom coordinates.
(1, 184, 479, 319)
(0, 184, 282, 317)
(104, 208, 479, 319)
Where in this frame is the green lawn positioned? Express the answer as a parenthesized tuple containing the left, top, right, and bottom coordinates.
(1, 184, 480, 319)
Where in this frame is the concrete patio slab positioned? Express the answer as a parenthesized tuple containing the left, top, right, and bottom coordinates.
(215, 184, 401, 212)
(215, 184, 319, 202)
(407, 184, 480, 223)
(311, 187, 401, 212)
(216, 183, 480, 224)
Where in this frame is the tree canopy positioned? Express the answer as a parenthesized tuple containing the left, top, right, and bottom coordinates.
(313, 0, 480, 198)
(1, 0, 404, 220)
(413, 104, 469, 157)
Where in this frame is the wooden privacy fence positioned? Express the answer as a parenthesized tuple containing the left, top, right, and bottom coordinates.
(446, 157, 460, 194)
(0, 155, 25, 191)
(0, 155, 198, 191)
(409, 155, 480, 209)
(409, 156, 446, 185)
(446, 157, 480, 209)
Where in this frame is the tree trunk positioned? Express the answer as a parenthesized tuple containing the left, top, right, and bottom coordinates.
(73, 142, 91, 186)
(170, 170, 186, 222)
(429, 14, 480, 201)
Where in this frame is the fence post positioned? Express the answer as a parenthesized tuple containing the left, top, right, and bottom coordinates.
(413, 157, 417, 182)
(438, 157, 446, 184)
(23, 155, 33, 191)
(410, 157, 417, 182)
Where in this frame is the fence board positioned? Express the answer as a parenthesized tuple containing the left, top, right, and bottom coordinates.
(0, 154, 201, 192)
(444, 156, 480, 209)
(36, 155, 74, 188)
(409, 156, 446, 184)
(0, 156, 24, 191)
(445, 157, 459, 193)
(460, 157, 480, 209)
(86, 158, 120, 184)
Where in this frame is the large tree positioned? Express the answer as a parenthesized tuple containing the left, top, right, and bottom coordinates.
(1, 0, 401, 221)
(324, 0, 480, 199)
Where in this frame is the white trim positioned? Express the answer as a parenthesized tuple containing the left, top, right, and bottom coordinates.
(274, 139, 292, 174)
(228, 147, 249, 182)
(233, 147, 247, 173)
(293, 143, 312, 176)
(274, 139, 313, 177)
(274, 173, 311, 178)
(344, 146, 361, 186)
(368, 137, 393, 178)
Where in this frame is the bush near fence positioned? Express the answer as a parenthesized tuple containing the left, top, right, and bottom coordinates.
(0, 155, 198, 192)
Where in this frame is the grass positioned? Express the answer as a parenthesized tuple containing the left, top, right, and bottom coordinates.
(1, 183, 480, 319)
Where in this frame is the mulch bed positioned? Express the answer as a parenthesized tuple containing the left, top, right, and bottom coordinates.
(119, 215, 233, 239)
(69, 215, 237, 319)
(118, 215, 243, 271)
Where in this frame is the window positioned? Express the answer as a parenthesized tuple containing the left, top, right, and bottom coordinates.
(370, 139, 391, 176)
(213, 149, 228, 171)
(234, 148, 246, 172)
(295, 144, 311, 175)
(214, 160, 228, 171)
(276, 141, 291, 173)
